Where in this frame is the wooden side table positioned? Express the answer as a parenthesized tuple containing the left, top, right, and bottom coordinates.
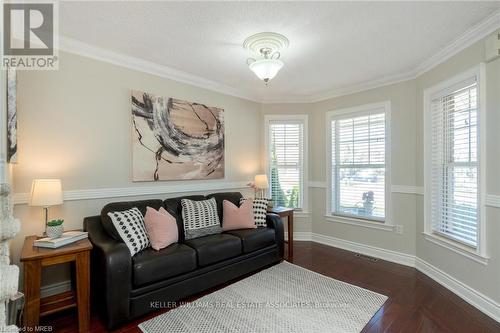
(20, 235, 92, 332)
(267, 207, 294, 257)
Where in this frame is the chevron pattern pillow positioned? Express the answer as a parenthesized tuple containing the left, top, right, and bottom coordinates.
(181, 198, 222, 239)
(240, 198, 268, 227)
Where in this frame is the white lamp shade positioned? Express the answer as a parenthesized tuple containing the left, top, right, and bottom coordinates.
(29, 179, 63, 207)
(249, 59, 284, 82)
(254, 174, 269, 189)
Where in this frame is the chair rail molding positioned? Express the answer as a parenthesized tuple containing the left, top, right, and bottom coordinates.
(307, 181, 327, 188)
(391, 185, 424, 195)
(486, 195, 500, 208)
(13, 181, 250, 205)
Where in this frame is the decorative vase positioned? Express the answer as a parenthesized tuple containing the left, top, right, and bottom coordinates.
(363, 201, 374, 215)
(46, 225, 64, 239)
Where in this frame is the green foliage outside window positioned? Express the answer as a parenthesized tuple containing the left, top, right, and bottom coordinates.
(270, 150, 300, 209)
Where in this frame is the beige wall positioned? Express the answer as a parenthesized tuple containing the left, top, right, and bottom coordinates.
(261, 37, 500, 305)
(262, 81, 418, 256)
(414, 40, 500, 303)
(11, 35, 500, 307)
(12, 51, 261, 286)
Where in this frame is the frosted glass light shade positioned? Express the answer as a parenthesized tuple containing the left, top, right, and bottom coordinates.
(249, 59, 284, 82)
(29, 179, 63, 207)
(254, 174, 269, 189)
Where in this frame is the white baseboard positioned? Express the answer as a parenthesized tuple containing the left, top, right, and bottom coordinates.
(40, 280, 72, 298)
(294, 232, 500, 323)
(284, 231, 312, 241)
(38, 231, 500, 323)
(415, 258, 500, 323)
(310, 233, 416, 267)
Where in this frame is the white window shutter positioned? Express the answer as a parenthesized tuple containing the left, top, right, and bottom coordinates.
(430, 79, 479, 247)
(330, 110, 386, 220)
(268, 121, 303, 209)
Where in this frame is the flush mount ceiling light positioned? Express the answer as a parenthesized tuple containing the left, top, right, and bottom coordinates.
(243, 32, 289, 84)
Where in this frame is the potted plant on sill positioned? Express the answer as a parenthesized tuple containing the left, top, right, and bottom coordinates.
(362, 191, 375, 216)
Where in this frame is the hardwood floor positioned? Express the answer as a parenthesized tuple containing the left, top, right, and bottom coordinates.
(41, 241, 500, 332)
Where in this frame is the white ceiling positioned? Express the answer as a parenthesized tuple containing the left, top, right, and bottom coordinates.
(59, 1, 500, 102)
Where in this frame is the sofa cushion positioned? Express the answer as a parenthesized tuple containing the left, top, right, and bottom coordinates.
(206, 192, 243, 221)
(222, 199, 256, 231)
(185, 234, 241, 266)
(107, 207, 150, 256)
(144, 207, 178, 251)
(164, 195, 206, 242)
(132, 244, 197, 287)
(241, 198, 269, 227)
(101, 199, 163, 240)
(181, 198, 221, 240)
(225, 228, 276, 253)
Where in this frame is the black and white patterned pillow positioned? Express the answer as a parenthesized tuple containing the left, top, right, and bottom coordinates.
(181, 198, 222, 240)
(107, 207, 150, 256)
(241, 198, 268, 227)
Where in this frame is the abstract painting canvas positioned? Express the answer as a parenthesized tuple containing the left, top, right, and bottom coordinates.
(7, 69, 17, 163)
(131, 90, 225, 181)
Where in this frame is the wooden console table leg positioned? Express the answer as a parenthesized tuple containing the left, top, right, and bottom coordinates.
(288, 213, 293, 258)
(75, 251, 90, 333)
(23, 260, 41, 329)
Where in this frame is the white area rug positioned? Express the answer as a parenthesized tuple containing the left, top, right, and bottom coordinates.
(139, 261, 387, 333)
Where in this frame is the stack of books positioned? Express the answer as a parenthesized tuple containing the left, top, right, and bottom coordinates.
(34, 231, 88, 249)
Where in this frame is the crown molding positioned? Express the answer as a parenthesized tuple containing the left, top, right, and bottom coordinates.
(57, 9, 500, 105)
(413, 9, 500, 77)
(58, 36, 261, 103)
(308, 9, 500, 104)
(309, 69, 416, 103)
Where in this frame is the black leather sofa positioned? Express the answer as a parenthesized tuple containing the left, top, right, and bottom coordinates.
(83, 192, 284, 329)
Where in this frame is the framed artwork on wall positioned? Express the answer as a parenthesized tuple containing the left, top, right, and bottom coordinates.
(131, 90, 225, 181)
(7, 69, 17, 163)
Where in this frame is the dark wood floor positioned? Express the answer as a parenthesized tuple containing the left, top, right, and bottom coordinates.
(41, 241, 500, 332)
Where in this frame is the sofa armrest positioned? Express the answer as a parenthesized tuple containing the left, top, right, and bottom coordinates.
(83, 216, 131, 330)
(266, 213, 285, 258)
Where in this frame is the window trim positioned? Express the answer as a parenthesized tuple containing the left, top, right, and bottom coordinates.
(325, 101, 392, 226)
(423, 64, 487, 260)
(264, 114, 308, 212)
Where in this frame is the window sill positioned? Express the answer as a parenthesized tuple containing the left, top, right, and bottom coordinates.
(422, 232, 489, 265)
(324, 214, 395, 232)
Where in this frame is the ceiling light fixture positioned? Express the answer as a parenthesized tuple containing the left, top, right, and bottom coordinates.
(243, 32, 289, 85)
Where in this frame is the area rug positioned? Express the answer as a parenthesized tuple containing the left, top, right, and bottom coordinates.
(139, 261, 387, 333)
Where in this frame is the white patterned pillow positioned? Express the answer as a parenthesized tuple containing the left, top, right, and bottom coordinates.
(181, 198, 221, 240)
(241, 198, 268, 227)
(107, 207, 150, 256)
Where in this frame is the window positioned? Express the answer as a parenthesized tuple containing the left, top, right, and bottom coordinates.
(425, 66, 485, 253)
(265, 115, 307, 210)
(327, 102, 390, 222)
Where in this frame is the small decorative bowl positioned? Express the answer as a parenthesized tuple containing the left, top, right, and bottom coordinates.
(46, 225, 64, 239)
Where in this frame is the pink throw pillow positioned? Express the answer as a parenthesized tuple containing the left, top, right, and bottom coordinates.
(222, 199, 256, 231)
(144, 206, 179, 250)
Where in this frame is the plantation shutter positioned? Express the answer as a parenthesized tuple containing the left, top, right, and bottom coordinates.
(430, 77, 479, 248)
(330, 110, 386, 220)
(269, 121, 303, 209)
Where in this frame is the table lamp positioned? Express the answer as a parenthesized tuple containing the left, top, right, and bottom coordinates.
(254, 174, 269, 198)
(29, 179, 63, 229)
